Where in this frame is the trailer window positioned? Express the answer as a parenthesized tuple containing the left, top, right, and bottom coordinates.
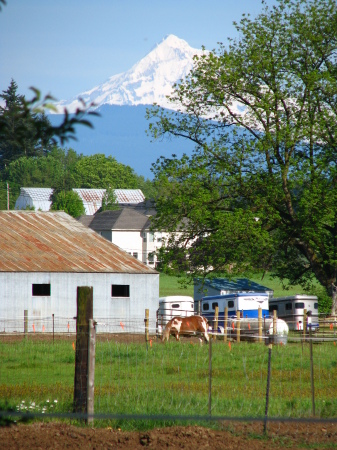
(32, 284, 50, 296)
(172, 303, 180, 308)
(314, 303, 318, 309)
(212, 302, 218, 310)
(203, 303, 210, 311)
(295, 302, 305, 309)
(228, 300, 234, 308)
(269, 305, 278, 311)
(111, 285, 130, 297)
(285, 303, 292, 310)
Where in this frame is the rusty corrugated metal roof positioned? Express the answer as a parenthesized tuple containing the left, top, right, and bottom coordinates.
(114, 189, 145, 204)
(73, 189, 145, 215)
(0, 211, 158, 274)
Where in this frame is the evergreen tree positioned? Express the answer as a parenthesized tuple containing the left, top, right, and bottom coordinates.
(0, 79, 53, 172)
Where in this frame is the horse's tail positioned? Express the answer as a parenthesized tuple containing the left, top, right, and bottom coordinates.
(162, 321, 172, 342)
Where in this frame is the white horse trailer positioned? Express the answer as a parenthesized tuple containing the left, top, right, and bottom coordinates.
(156, 296, 195, 335)
(269, 294, 319, 331)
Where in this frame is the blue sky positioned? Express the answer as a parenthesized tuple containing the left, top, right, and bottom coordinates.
(0, 0, 277, 101)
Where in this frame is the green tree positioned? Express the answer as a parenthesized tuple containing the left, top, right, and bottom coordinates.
(101, 186, 119, 211)
(147, 0, 337, 313)
(72, 154, 141, 189)
(51, 190, 85, 218)
(0, 80, 53, 171)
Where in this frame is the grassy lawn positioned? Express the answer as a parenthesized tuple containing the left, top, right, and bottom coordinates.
(159, 272, 305, 298)
(1, 337, 337, 429)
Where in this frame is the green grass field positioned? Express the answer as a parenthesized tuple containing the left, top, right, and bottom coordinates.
(1, 336, 337, 429)
(159, 272, 308, 298)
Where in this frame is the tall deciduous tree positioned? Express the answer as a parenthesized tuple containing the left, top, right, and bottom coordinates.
(51, 190, 85, 218)
(147, 0, 337, 313)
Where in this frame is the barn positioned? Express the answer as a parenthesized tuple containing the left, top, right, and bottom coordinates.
(0, 211, 159, 334)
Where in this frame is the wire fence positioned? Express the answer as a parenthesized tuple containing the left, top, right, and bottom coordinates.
(1, 314, 337, 432)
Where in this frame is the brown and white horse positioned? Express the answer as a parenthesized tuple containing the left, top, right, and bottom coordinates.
(162, 315, 209, 343)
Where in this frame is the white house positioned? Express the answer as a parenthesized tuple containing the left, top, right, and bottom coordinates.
(78, 208, 166, 267)
(0, 211, 159, 334)
(14, 188, 145, 215)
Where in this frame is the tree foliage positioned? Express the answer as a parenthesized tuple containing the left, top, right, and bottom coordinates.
(51, 190, 85, 218)
(147, 0, 337, 311)
(0, 80, 53, 170)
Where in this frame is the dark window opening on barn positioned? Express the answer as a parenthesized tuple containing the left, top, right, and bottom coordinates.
(228, 300, 234, 308)
(285, 303, 292, 310)
(111, 284, 130, 297)
(269, 305, 278, 311)
(32, 284, 50, 296)
(212, 302, 218, 310)
(203, 303, 210, 311)
(172, 303, 180, 308)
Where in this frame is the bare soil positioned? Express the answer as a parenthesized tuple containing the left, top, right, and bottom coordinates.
(1, 421, 337, 449)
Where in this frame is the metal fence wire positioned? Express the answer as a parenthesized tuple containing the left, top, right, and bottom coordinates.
(1, 315, 337, 430)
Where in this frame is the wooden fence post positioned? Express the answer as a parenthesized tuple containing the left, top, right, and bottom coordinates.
(258, 307, 263, 343)
(214, 306, 219, 340)
(224, 307, 228, 343)
(24, 310, 28, 339)
(73, 286, 93, 420)
(145, 309, 149, 346)
(303, 309, 307, 340)
(273, 310, 277, 342)
(87, 319, 96, 425)
(236, 310, 241, 343)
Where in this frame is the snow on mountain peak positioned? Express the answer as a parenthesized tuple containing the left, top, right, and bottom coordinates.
(54, 35, 205, 113)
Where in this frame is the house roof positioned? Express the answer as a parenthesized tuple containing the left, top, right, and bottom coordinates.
(81, 208, 151, 231)
(72, 189, 105, 215)
(0, 211, 157, 274)
(15, 188, 146, 215)
(194, 278, 273, 293)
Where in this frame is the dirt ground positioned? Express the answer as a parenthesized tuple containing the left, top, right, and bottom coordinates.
(1, 421, 337, 449)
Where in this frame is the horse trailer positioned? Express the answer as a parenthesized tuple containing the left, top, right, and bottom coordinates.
(156, 296, 195, 335)
(199, 292, 269, 322)
(269, 294, 319, 331)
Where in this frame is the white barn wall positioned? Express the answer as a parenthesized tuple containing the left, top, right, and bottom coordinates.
(0, 272, 159, 334)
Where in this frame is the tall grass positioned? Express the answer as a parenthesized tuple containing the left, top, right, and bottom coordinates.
(1, 337, 337, 429)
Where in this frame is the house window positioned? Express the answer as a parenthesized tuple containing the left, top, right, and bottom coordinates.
(132, 252, 138, 259)
(148, 253, 154, 264)
(149, 232, 154, 242)
(32, 284, 50, 296)
(111, 285, 130, 297)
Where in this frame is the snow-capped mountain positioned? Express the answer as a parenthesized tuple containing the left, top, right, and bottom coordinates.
(55, 35, 205, 113)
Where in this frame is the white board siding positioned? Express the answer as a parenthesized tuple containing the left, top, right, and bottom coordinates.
(0, 272, 159, 334)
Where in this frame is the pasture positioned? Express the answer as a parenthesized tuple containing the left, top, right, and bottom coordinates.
(1, 333, 337, 429)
